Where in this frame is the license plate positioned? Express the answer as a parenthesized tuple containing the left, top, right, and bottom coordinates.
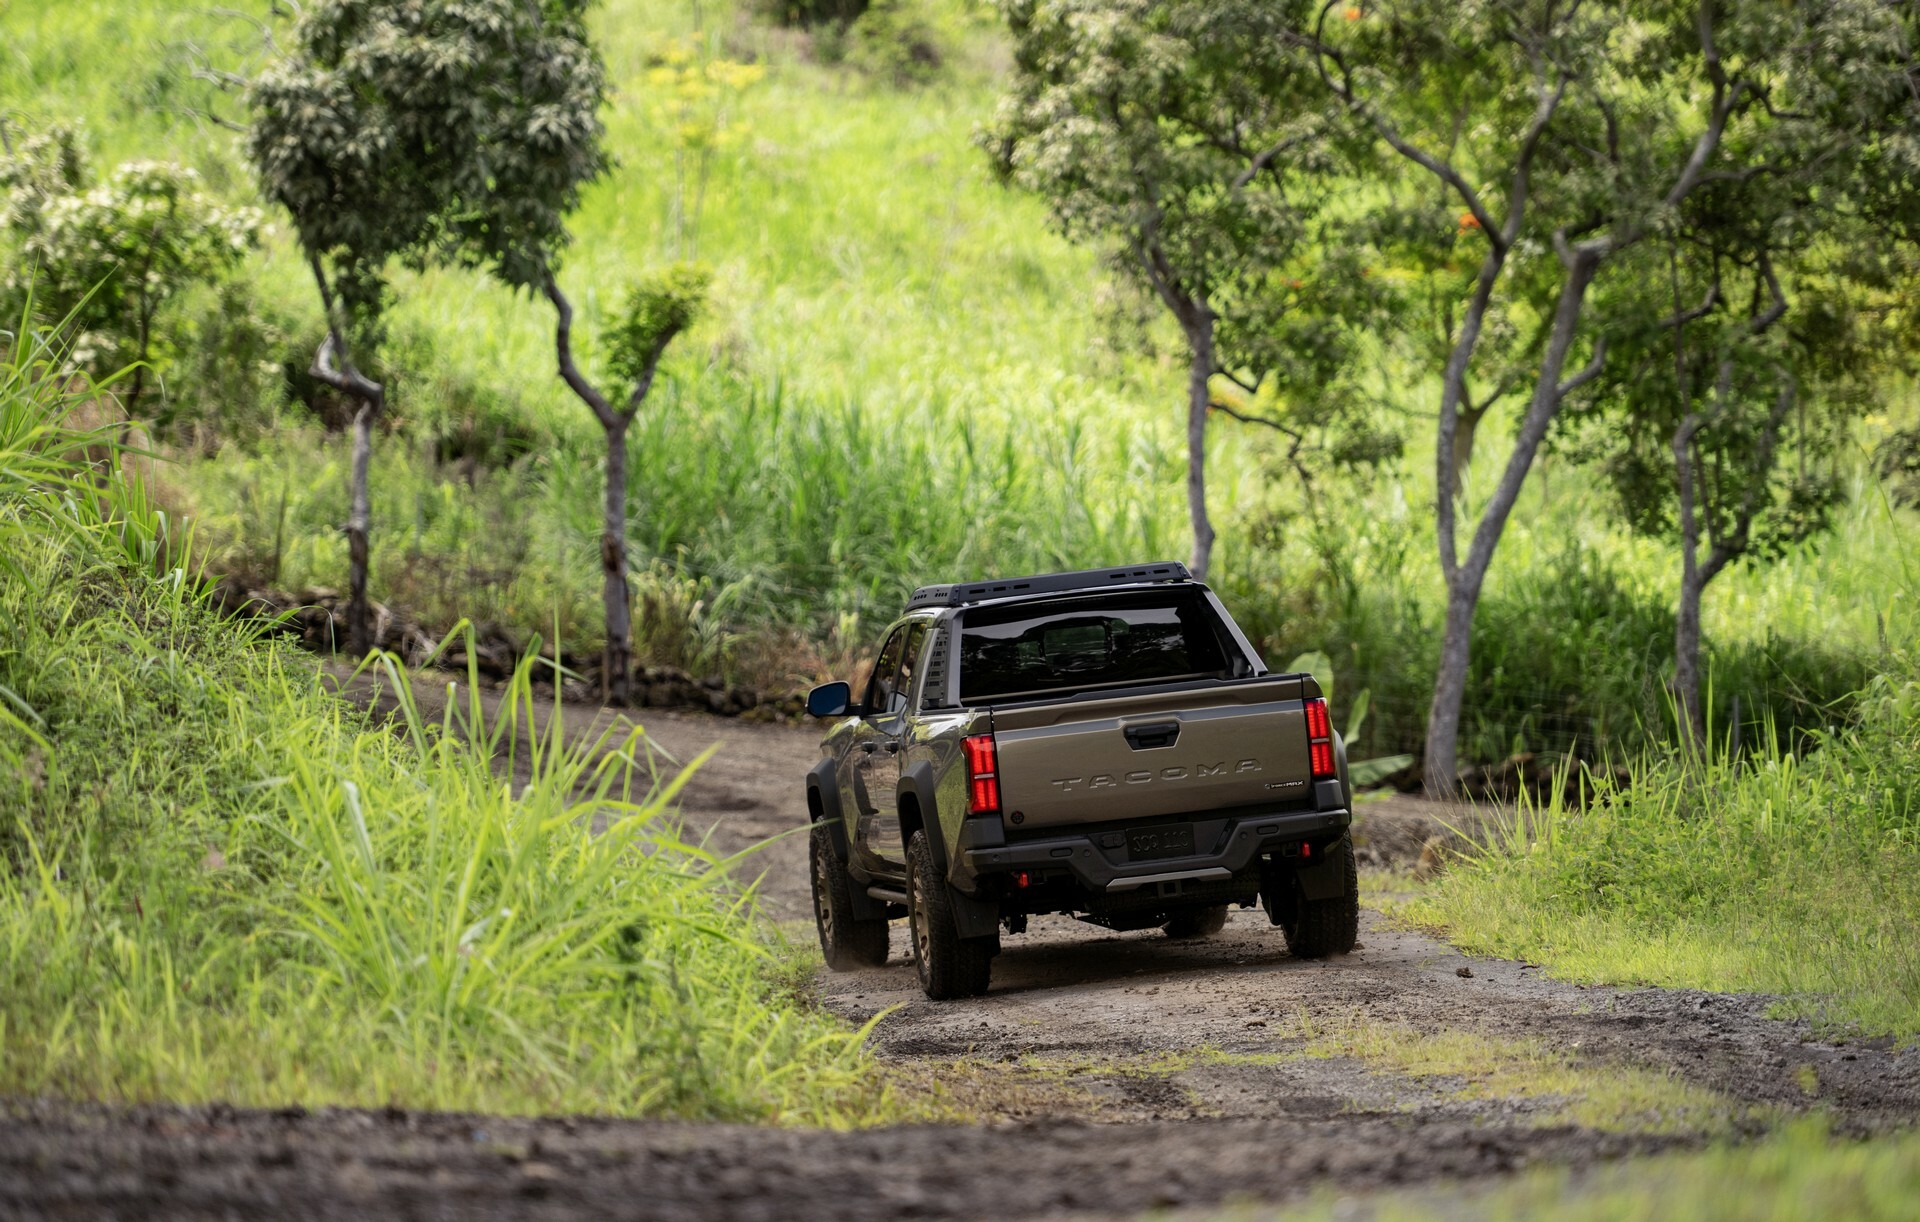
(1125, 824, 1195, 861)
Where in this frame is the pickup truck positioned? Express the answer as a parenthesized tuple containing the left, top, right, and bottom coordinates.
(802, 562, 1356, 999)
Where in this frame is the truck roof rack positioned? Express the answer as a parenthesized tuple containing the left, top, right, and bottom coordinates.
(906, 561, 1193, 611)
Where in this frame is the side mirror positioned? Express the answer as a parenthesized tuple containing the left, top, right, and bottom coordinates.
(806, 681, 853, 718)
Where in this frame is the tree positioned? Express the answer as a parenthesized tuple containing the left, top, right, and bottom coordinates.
(1300, 0, 1920, 793)
(248, 0, 606, 659)
(983, 0, 1380, 581)
(1580, 87, 1920, 750)
(0, 122, 257, 416)
(543, 266, 709, 705)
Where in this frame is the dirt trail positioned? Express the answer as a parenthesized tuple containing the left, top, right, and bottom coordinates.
(5, 676, 1915, 1220)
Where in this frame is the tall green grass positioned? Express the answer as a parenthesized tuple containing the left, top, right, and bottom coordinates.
(0, 331, 883, 1122)
(1404, 631, 1920, 1037)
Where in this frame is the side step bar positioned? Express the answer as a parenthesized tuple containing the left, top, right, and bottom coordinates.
(866, 886, 909, 904)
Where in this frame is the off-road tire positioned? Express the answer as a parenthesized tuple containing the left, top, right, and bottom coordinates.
(1162, 904, 1230, 939)
(810, 822, 889, 970)
(1281, 836, 1359, 959)
(906, 830, 994, 1000)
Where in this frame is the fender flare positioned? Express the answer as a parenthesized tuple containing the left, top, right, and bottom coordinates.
(806, 758, 852, 864)
(808, 757, 884, 916)
(896, 762, 946, 873)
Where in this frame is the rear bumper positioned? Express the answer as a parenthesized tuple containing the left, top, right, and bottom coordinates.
(959, 805, 1350, 894)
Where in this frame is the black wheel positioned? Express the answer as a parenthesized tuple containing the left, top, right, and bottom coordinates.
(906, 830, 995, 1000)
(1281, 836, 1359, 959)
(1162, 904, 1230, 940)
(811, 822, 889, 970)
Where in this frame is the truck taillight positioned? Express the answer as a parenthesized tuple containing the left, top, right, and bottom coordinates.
(963, 733, 1000, 815)
(1304, 697, 1335, 780)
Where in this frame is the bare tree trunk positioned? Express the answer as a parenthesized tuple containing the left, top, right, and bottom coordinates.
(345, 400, 374, 656)
(1674, 568, 1708, 750)
(1450, 401, 1488, 497)
(1671, 403, 1711, 751)
(303, 257, 385, 659)
(1423, 253, 1603, 794)
(1185, 312, 1216, 581)
(601, 418, 633, 705)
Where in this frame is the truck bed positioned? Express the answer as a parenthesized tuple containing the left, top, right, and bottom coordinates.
(987, 674, 1316, 831)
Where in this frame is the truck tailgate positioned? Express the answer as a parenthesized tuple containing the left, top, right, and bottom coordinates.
(989, 676, 1315, 831)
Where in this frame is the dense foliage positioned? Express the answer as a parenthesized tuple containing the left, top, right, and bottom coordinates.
(0, 123, 257, 412)
(0, 327, 880, 1121)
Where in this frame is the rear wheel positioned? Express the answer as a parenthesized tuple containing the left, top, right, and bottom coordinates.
(1162, 904, 1230, 940)
(906, 830, 995, 1000)
(810, 822, 889, 970)
(1280, 836, 1359, 959)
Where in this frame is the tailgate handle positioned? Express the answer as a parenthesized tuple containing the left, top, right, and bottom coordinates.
(1124, 721, 1180, 750)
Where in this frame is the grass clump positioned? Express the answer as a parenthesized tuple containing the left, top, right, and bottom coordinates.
(1282, 1015, 1750, 1135)
(1403, 645, 1920, 1039)
(0, 333, 883, 1124)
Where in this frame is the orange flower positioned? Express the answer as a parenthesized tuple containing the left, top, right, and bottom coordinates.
(1344, 5, 1362, 19)
(1459, 211, 1481, 231)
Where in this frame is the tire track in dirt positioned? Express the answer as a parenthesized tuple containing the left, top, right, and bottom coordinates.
(5, 676, 1913, 1220)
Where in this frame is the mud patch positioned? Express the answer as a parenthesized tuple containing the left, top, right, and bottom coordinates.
(0, 1099, 1693, 1221)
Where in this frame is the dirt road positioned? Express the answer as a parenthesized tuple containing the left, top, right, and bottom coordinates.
(5, 682, 1916, 1220)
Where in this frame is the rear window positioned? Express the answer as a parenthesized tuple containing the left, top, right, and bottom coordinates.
(957, 589, 1241, 704)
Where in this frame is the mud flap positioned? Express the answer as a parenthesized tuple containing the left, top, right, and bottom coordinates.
(945, 886, 1002, 941)
(1293, 842, 1350, 902)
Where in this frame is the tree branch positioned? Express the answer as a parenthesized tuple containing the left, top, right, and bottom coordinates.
(1208, 399, 1307, 443)
(1229, 129, 1313, 193)
(1659, 282, 1721, 330)
(305, 254, 382, 404)
(540, 265, 619, 430)
(1555, 337, 1608, 398)
(1300, 3, 1509, 251)
(1701, 371, 1796, 583)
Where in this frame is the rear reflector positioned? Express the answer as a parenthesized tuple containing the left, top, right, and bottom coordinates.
(963, 732, 1000, 815)
(1304, 697, 1336, 780)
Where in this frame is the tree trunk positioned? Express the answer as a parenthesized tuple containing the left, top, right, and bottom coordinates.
(1674, 566, 1708, 751)
(345, 400, 374, 656)
(1185, 314, 1216, 581)
(1450, 401, 1487, 497)
(601, 417, 634, 706)
(1423, 582, 1479, 794)
(1423, 252, 1602, 795)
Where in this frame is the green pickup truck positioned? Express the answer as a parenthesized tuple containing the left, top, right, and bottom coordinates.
(803, 563, 1357, 1000)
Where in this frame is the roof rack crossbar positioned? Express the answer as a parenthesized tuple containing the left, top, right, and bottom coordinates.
(905, 561, 1192, 611)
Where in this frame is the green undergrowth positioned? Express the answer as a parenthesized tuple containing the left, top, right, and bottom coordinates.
(1400, 649, 1920, 1040)
(9, 0, 1915, 769)
(1277, 1119, 1920, 1222)
(0, 342, 884, 1124)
